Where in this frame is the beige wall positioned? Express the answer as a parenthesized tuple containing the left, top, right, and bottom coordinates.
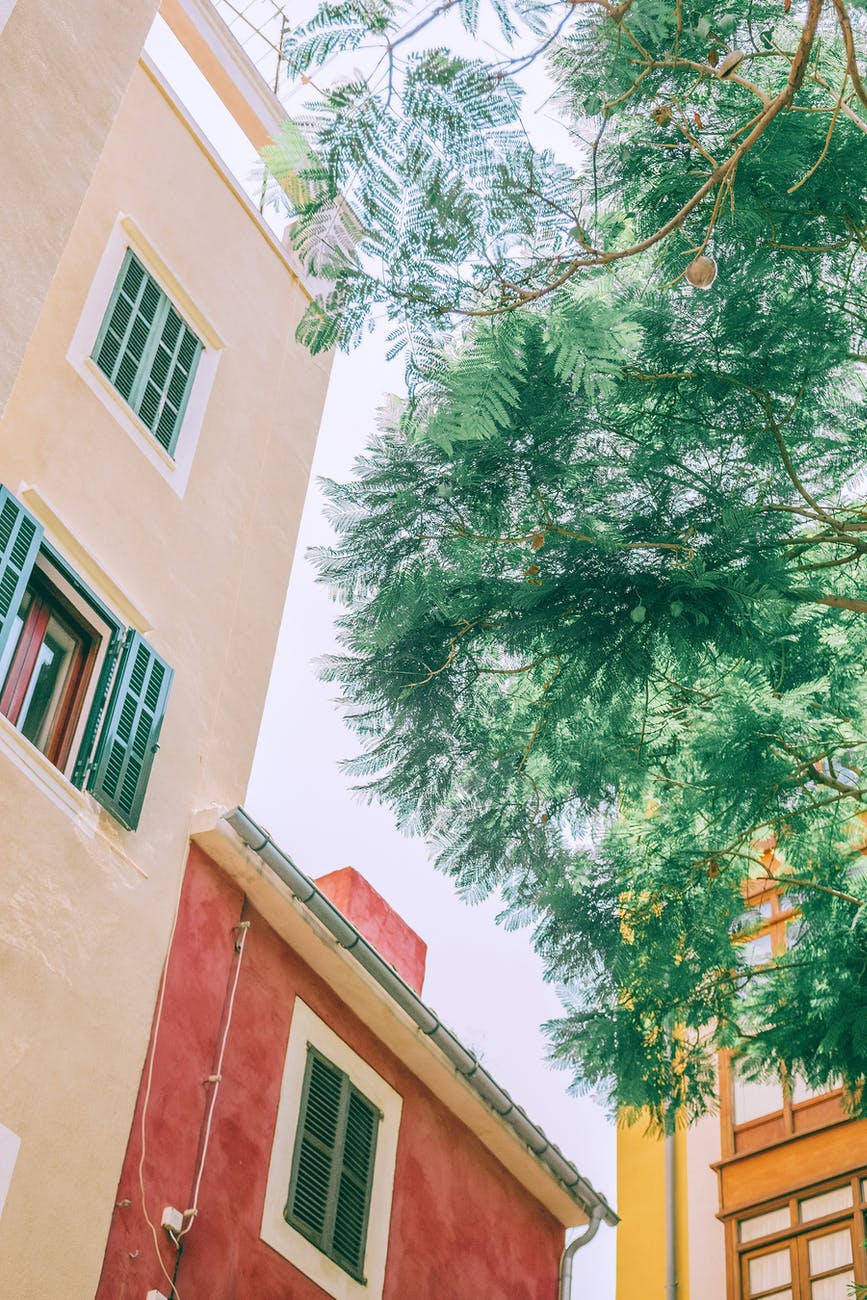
(0, 0, 160, 417)
(0, 53, 331, 1299)
(686, 1114, 726, 1300)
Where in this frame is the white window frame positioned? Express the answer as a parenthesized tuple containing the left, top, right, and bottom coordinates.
(261, 999, 402, 1300)
(66, 214, 223, 499)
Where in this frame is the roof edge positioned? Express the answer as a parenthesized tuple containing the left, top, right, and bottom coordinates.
(217, 805, 617, 1227)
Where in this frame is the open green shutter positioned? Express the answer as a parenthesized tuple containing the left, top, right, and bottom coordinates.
(0, 487, 43, 663)
(333, 1087, 379, 1277)
(88, 630, 173, 830)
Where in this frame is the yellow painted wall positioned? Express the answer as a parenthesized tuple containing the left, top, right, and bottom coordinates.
(0, 0, 159, 416)
(0, 49, 332, 1300)
(617, 1119, 691, 1300)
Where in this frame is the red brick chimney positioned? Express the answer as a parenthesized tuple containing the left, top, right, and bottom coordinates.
(314, 868, 427, 995)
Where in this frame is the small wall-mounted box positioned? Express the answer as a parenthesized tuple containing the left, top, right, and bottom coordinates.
(161, 1205, 185, 1236)
(146, 1291, 170, 1300)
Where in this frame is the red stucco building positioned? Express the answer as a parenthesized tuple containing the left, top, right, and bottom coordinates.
(95, 806, 615, 1300)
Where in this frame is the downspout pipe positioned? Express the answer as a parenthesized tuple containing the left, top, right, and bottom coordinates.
(558, 1203, 605, 1300)
(665, 1129, 677, 1300)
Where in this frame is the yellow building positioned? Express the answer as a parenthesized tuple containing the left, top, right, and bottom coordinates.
(617, 886, 867, 1300)
(0, 2, 333, 1294)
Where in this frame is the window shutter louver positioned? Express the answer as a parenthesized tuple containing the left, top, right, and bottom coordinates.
(288, 1054, 343, 1238)
(92, 251, 202, 457)
(285, 1048, 380, 1282)
(0, 487, 43, 664)
(88, 630, 173, 830)
(333, 1088, 379, 1275)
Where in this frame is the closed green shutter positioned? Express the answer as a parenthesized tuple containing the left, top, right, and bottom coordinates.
(0, 487, 43, 663)
(92, 251, 202, 457)
(285, 1048, 380, 1281)
(332, 1088, 379, 1276)
(88, 630, 173, 830)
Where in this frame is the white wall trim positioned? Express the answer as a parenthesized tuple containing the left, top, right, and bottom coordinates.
(66, 213, 222, 500)
(261, 999, 402, 1300)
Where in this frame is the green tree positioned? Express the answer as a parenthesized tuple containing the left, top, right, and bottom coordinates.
(269, 0, 867, 1124)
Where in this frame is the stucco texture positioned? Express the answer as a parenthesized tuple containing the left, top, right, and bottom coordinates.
(0, 0, 159, 415)
(0, 52, 331, 1300)
(97, 845, 565, 1299)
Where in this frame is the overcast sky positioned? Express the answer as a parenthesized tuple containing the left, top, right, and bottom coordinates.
(246, 333, 618, 1292)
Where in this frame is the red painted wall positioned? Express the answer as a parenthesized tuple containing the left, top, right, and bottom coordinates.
(315, 866, 428, 994)
(95, 844, 564, 1300)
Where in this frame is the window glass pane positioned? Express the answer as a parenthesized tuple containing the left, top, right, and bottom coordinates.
(734, 1073, 785, 1124)
(808, 1229, 852, 1275)
(800, 1187, 853, 1223)
(756, 1293, 792, 1300)
(811, 1271, 854, 1300)
(747, 933, 774, 965)
(861, 1178, 867, 1202)
(749, 1248, 792, 1292)
(740, 1207, 792, 1243)
(18, 615, 79, 750)
(791, 1076, 840, 1105)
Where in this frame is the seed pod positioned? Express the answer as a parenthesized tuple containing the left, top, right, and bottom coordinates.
(685, 254, 717, 289)
(717, 49, 746, 79)
(707, 47, 719, 67)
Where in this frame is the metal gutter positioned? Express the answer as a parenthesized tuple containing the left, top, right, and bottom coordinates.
(559, 1204, 605, 1300)
(224, 806, 617, 1229)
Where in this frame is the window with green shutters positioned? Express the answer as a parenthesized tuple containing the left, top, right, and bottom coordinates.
(92, 250, 202, 456)
(0, 485, 173, 831)
(286, 1047, 381, 1282)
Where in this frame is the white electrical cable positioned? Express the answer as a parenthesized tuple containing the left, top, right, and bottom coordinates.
(178, 920, 251, 1239)
(137, 858, 192, 1300)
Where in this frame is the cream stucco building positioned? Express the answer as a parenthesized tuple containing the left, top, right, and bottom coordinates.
(0, 3, 333, 1294)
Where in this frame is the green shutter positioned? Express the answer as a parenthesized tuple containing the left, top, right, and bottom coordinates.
(0, 487, 43, 664)
(88, 630, 173, 830)
(332, 1087, 379, 1276)
(92, 251, 202, 457)
(285, 1048, 380, 1282)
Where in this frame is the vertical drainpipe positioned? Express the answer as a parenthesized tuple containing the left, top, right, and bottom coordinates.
(665, 1129, 677, 1300)
(558, 1203, 605, 1300)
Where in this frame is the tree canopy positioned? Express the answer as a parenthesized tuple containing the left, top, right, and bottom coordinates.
(269, 0, 867, 1125)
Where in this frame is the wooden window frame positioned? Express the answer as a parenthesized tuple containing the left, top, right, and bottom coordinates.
(728, 1171, 867, 1299)
(0, 574, 98, 772)
(0, 487, 172, 829)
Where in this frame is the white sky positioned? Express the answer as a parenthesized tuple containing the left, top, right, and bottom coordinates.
(247, 336, 617, 1294)
(147, 12, 617, 1291)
